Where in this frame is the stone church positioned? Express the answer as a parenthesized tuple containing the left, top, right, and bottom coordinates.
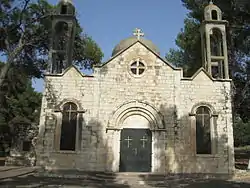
(36, 0, 234, 174)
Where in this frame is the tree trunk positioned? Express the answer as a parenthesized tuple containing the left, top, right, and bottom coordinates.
(0, 62, 11, 88)
(0, 38, 25, 88)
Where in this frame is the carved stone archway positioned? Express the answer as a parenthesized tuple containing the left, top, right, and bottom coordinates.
(106, 101, 166, 172)
(107, 100, 165, 130)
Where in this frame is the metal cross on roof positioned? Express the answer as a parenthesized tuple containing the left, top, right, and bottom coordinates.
(133, 28, 144, 40)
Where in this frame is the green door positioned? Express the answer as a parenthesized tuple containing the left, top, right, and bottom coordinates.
(119, 128, 152, 172)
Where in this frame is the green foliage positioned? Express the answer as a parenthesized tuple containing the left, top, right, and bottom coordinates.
(234, 116, 250, 147)
(166, 18, 202, 76)
(74, 34, 104, 69)
(234, 61, 250, 122)
(0, 62, 42, 149)
(166, 0, 250, 146)
(0, 0, 103, 78)
(166, 0, 250, 75)
(0, 0, 104, 152)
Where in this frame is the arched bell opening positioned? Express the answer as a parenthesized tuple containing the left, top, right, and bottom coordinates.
(210, 28, 225, 79)
(210, 28, 223, 57)
(53, 21, 69, 51)
(211, 10, 219, 20)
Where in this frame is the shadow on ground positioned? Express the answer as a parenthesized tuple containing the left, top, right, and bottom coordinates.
(0, 171, 130, 188)
(2, 172, 250, 188)
(139, 174, 250, 188)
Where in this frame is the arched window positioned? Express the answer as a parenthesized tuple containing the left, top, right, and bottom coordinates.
(196, 106, 211, 154)
(212, 10, 218, 20)
(61, 5, 68, 14)
(60, 102, 78, 151)
(57, 3, 75, 15)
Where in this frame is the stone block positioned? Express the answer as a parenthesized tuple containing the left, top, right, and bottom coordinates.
(36, 40, 234, 174)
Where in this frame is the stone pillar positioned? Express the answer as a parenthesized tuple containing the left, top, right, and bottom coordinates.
(222, 33, 229, 79)
(206, 30, 212, 75)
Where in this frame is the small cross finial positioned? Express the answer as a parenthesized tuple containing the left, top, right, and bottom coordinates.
(133, 28, 144, 40)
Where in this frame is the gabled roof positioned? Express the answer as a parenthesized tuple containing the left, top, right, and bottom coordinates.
(45, 65, 93, 78)
(181, 67, 232, 82)
(94, 40, 182, 71)
(192, 67, 214, 81)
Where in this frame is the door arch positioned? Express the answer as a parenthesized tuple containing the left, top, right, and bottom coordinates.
(108, 101, 165, 130)
(106, 101, 165, 172)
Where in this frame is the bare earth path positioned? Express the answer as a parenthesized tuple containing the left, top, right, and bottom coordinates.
(1, 167, 250, 188)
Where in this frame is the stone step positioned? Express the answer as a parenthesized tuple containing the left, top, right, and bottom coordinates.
(38, 169, 230, 178)
(36, 170, 232, 188)
(117, 173, 230, 180)
(35, 171, 163, 186)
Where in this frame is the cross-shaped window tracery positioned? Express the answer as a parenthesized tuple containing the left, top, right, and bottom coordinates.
(130, 60, 146, 76)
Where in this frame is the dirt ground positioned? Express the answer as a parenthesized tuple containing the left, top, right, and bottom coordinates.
(0, 148, 250, 187)
(0, 168, 250, 188)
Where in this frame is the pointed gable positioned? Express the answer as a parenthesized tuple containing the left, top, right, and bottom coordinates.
(62, 65, 83, 78)
(95, 40, 180, 71)
(192, 68, 213, 82)
(45, 65, 93, 78)
(181, 67, 213, 82)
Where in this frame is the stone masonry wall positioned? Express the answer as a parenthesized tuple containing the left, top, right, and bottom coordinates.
(96, 43, 178, 172)
(37, 42, 234, 174)
(178, 72, 234, 174)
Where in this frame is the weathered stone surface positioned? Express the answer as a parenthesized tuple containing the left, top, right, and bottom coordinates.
(34, 2, 234, 173)
(35, 40, 234, 174)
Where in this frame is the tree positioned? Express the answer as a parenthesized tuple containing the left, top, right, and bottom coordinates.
(0, 62, 42, 153)
(166, 0, 250, 146)
(0, 0, 103, 86)
(166, 18, 202, 76)
(166, 0, 250, 74)
(233, 115, 250, 147)
(0, 0, 103, 154)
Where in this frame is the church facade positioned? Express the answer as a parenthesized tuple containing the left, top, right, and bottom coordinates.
(36, 0, 234, 174)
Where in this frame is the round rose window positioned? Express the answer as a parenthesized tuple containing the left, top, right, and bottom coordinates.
(130, 61, 146, 76)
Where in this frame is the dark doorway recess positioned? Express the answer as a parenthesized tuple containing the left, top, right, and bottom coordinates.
(119, 128, 152, 172)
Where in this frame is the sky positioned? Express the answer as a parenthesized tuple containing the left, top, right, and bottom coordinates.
(22, 0, 189, 92)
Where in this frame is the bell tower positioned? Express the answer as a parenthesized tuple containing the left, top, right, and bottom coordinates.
(200, 1, 229, 79)
(49, 0, 76, 74)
